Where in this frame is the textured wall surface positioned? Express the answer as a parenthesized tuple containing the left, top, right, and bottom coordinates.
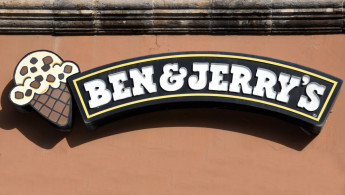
(0, 0, 344, 34)
(0, 35, 345, 194)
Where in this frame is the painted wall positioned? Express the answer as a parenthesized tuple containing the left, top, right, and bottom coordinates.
(0, 35, 344, 194)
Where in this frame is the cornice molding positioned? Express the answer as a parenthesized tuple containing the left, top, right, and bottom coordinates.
(0, 0, 344, 35)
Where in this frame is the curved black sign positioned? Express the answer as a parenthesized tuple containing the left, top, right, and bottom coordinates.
(68, 52, 342, 134)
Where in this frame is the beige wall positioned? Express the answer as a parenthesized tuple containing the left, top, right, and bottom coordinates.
(0, 35, 344, 194)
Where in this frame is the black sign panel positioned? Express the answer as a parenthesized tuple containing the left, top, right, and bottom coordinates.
(68, 51, 342, 134)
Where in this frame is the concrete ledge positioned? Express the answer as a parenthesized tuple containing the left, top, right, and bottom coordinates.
(0, 0, 344, 35)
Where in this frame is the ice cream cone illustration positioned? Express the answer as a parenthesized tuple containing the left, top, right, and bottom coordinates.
(9, 50, 80, 129)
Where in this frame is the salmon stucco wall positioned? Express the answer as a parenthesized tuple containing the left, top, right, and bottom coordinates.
(0, 35, 345, 194)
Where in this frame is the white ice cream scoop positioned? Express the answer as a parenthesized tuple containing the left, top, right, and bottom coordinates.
(9, 50, 80, 129)
(10, 50, 79, 106)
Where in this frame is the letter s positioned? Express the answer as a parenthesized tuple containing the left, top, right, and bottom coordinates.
(297, 82, 326, 112)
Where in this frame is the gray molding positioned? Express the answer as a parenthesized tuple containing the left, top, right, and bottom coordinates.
(0, 0, 344, 35)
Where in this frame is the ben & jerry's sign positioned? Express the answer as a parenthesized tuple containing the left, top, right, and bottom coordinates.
(9, 51, 342, 134)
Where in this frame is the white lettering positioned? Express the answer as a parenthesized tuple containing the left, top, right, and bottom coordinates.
(276, 73, 301, 103)
(160, 63, 187, 91)
(129, 65, 157, 96)
(297, 82, 326, 112)
(229, 64, 253, 94)
(188, 62, 209, 90)
(253, 68, 277, 99)
(84, 79, 112, 108)
(108, 71, 132, 101)
(209, 63, 229, 91)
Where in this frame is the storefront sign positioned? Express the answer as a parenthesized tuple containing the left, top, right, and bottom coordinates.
(9, 51, 79, 129)
(10, 51, 342, 134)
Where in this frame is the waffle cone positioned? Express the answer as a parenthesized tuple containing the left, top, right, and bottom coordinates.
(29, 83, 72, 127)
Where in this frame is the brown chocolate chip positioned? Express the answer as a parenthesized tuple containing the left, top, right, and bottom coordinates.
(30, 81, 40, 89)
(42, 64, 50, 72)
(20, 66, 28, 76)
(64, 65, 72, 73)
(25, 89, 32, 96)
(46, 74, 55, 82)
(58, 73, 64, 80)
(15, 91, 24, 99)
(30, 67, 37, 73)
(30, 57, 38, 64)
(35, 75, 43, 82)
(43, 56, 53, 65)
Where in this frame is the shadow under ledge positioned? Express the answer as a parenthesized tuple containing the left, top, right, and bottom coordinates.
(1, 81, 315, 150)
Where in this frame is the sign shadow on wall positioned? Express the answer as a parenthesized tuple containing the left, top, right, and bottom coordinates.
(0, 81, 65, 149)
(1, 81, 315, 151)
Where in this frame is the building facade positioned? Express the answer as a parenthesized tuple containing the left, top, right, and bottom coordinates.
(0, 0, 345, 194)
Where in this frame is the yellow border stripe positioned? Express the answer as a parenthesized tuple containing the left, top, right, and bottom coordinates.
(72, 54, 338, 121)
